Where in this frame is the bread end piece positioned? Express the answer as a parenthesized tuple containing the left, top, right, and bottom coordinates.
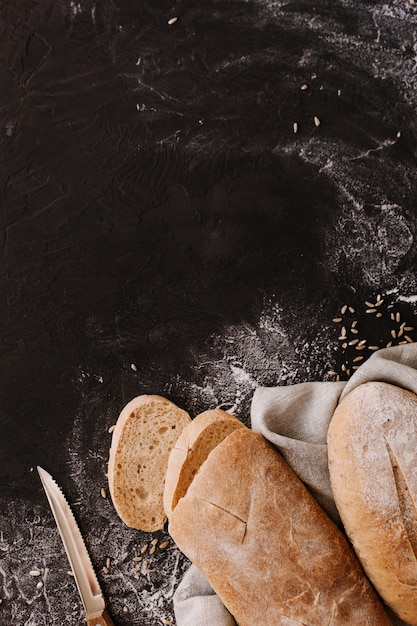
(163, 408, 246, 518)
(328, 381, 417, 624)
(108, 394, 191, 532)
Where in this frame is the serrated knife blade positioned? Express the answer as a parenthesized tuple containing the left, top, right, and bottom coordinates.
(37, 466, 114, 626)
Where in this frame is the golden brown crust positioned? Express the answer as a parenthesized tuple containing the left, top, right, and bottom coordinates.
(328, 381, 417, 625)
(169, 428, 390, 625)
(163, 408, 245, 517)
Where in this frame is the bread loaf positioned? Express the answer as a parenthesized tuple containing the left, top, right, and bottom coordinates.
(328, 381, 417, 625)
(163, 408, 246, 517)
(107, 395, 191, 531)
(167, 427, 391, 625)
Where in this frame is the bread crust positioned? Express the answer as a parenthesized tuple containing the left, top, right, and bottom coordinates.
(163, 408, 245, 517)
(108, 394, 191, 532)
(169, 428, 390, 625)
(328, 381, 417, 625)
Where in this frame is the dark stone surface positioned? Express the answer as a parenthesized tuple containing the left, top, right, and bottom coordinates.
(1, 0, 417, 623)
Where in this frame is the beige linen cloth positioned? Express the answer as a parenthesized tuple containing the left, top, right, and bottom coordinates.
(173, 344, 417, 626)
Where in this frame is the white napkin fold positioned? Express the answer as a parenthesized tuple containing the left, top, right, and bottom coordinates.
(173, 344, 417, 626)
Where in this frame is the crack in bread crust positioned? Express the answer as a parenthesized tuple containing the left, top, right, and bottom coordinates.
(385, 435, 417, 561)
(195, 494, 248, 543)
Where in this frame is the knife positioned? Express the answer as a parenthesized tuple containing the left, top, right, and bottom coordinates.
(37, 466, 115, 626)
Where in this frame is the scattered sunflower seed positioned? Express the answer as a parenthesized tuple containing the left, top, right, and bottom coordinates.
(131, 363, 138, 371)
(29, 570, 41, 577)
(314, 116, 321, 127)
(101, 487, 107, 499)
(168, 16, 178, 24)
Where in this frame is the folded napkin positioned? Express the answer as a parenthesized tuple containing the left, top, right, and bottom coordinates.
(173, 344, 417, 626)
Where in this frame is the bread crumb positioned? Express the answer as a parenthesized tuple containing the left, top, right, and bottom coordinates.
(108, 425, 116, 434)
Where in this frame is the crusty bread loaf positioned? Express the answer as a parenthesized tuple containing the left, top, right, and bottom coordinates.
(107, 395, 191, 532)
(328, 381, 417, 625)
(163, 408, 246, 517)
(168, 427, 391, 625)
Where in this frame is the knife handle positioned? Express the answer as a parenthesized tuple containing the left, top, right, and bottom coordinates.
(86, 609, 115, 626)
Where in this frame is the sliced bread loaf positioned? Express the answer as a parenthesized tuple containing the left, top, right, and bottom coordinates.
(107, 394, 191, 532)
(163, 408, 246, 517)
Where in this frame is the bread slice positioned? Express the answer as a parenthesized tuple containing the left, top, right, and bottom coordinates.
(107, 395, 191, 532)
(163, 408, 246, 518)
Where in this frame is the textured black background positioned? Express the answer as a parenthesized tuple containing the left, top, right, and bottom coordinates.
(1, 1, 417, 624)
